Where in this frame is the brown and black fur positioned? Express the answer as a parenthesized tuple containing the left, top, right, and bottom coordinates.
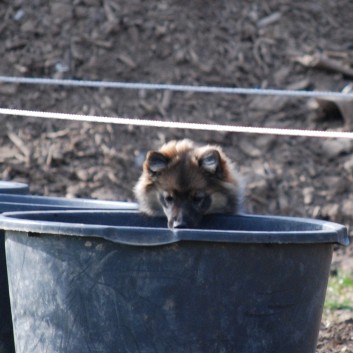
(134, 139, 242, 228)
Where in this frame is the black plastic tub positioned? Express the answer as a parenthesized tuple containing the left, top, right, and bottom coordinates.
(0, 183, 28, 353)
(0, 210, 348, 353)
(0, 196, 137, 353)
(0, 181, 28, 195)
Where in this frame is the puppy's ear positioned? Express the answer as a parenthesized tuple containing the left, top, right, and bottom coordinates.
(145, 151, 170, 174)
(199, 149, 222, 174)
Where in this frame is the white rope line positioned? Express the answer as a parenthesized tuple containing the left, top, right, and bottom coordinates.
(0, 75, 353, 99)
(1, 107, 353, 139)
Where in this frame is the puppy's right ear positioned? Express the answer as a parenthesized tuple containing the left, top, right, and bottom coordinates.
(145, 151, 170, 175)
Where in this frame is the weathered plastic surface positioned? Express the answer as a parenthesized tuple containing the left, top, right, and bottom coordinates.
(0, 181, 29, 195)
(0, 183, 28, 353)
(0, 197, 136, 353)
(1, 210, 348, 353)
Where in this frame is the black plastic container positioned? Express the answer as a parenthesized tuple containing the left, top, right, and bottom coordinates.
(0, 196, 137, 353)
(0, 183, 28, 353)
(0, 181, 28, 195)
(0, 210, 348, 353)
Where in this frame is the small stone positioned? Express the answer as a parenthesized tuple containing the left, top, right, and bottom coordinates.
(343, 157, 353, 174)
(341, 199, 353, 218)
(239, 140, 262, 158)
(320, 139, 353, 159)
(303, 187, 314, 205)
(320, 203, 339, 219)
(50, 3, 73, 22)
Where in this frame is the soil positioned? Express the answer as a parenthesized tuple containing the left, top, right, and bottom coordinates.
(0, 0, 353, 351)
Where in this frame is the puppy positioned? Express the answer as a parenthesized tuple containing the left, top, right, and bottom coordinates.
(134, 139, 242, 228)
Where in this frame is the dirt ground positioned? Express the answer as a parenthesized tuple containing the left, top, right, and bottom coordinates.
(0, 0, 353, 351)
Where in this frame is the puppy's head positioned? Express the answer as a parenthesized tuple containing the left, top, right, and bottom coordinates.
(134, 140, 240, 229)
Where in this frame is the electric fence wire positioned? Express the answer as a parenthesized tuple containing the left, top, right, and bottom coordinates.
(0, 75, 353, 139)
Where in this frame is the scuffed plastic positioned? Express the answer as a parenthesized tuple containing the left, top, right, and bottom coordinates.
(1, 210, 349, 353)
(0, 182, 29, 353)
(0, 197, 137, 353)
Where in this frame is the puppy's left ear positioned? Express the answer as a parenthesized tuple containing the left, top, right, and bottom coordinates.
(145, 151, 170, 175)
(199, 149, 222, 175)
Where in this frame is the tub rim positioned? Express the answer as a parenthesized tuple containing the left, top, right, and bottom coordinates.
(0, 210, 348, 247)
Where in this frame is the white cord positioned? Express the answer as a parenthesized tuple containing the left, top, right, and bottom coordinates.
(1, 107, 352, 139)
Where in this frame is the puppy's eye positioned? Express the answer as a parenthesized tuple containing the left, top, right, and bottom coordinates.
(164, 194, 174, 203)
(192, 193, 205, 204)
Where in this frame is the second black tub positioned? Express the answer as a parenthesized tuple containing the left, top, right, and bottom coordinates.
(0, 194, 137, 353)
